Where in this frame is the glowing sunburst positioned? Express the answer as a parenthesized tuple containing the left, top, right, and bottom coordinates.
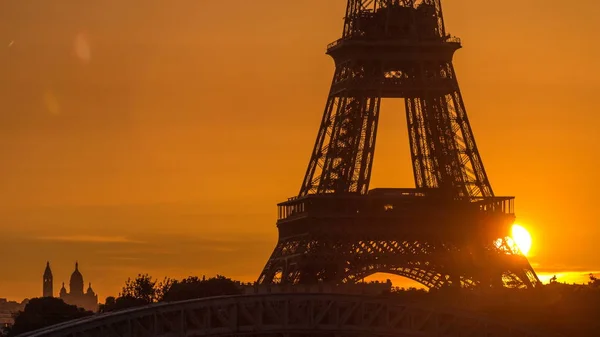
(511, 224, 532, 256)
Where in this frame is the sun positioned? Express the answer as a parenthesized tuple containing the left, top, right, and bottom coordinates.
(511, 224, 532, 256)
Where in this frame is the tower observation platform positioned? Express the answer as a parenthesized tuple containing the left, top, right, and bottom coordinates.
(278, 189, 515, 244)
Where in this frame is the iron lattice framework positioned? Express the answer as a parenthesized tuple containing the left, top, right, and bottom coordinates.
(19, 293, 553, 337)
(259, 0, 540, 289)
(300, 0, 490, 197)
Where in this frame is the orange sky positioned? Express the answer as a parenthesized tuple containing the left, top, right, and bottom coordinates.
(1, 0, 599, 301)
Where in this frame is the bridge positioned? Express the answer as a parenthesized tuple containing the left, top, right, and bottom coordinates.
(19, 293, 549, 337)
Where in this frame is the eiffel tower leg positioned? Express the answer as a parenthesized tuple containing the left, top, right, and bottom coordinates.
(321, 95, 381, 195)
(258, 235, 309, 285)
(490, 237, 541, 288)
(405, 61, 494, 198)
(299, 64, 382, 196)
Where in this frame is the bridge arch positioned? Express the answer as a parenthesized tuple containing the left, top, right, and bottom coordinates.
(19, 293, 547, 337)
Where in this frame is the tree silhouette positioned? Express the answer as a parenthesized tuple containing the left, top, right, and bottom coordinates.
(589, 273, 599, 287)
(99, 295, 147, 313)
(119, 274, 174, 303)
(6, 297, 92, 336)
(98, 296, 116, 313)
(161, 275, 241, 302)
(120, 274, 157, 304)
(101, 275, 174, 312)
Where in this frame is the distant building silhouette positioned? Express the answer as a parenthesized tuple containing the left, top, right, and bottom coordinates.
(0, 298, 27, 330)
(43, 262, 53, 298)
(42, 262, 98, 312)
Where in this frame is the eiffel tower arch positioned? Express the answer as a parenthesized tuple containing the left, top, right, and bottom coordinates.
(258, 0, 540, 289)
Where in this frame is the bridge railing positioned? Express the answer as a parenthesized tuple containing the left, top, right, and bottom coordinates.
(18, 293, 553, 337)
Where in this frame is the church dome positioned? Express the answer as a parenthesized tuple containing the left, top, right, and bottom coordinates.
(69, 262, 84, 295)
(86, 283, 95, 296)
(59, 282, 67, 297)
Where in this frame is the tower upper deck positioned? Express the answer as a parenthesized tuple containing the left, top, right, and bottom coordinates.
(276, 189, 515, 242)
(329, 2, 461, 62)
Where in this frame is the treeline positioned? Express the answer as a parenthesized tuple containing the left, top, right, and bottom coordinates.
(384, 275, 600, 337)
(2, 298, 93, 337)
(479, 278, 600, 337)
(4, 274, 600, 337)
(2, 275, 242, 337)
(100, 274, 242, 312)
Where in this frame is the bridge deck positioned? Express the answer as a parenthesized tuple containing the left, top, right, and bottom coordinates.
(19, 293, 554, 337)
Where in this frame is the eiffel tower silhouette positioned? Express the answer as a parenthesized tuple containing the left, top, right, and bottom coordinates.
(258, 0, 540, 289)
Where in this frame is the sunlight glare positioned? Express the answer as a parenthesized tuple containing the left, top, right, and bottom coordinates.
(511, 224, 532, 256)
